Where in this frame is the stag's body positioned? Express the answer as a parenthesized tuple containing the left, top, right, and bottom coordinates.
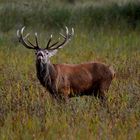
(17, 26, 115, 101)
(36, 60, 114, 100)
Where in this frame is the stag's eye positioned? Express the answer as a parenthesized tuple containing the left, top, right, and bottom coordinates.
(45, 51, 49, 55)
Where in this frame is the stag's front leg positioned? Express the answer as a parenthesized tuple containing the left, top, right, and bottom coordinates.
(98, 80, 112, 109)
(99, 79, 112, 99)
(51, 94, 61, 104)
(50, 89, 69, 104)
(57, 86, 70, 103)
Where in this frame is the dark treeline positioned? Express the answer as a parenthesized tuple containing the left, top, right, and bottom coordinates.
(0, 1, 140, 32)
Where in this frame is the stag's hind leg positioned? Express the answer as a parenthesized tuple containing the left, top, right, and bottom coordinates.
(93, 84, 100, 98)
(98, 79, 112, 102)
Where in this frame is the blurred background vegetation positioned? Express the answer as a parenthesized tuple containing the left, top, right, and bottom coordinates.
(0, 0, 140, 140)
(0, 0, 140, 32)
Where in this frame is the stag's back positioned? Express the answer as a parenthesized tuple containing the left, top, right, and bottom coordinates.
(53, 62, 114, 96)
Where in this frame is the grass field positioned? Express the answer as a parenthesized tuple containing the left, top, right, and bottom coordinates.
(0, 0, 140, 140)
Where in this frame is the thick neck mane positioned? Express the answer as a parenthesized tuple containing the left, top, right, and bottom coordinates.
(36, 61, 57, 93)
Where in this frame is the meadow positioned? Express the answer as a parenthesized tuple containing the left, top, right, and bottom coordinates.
(0, 0, 140, 140)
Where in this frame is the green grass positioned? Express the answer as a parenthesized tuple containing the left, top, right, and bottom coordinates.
(0, 27, 140, 140)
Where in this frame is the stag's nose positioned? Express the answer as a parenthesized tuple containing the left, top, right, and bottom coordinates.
(37, 51, 44, 60)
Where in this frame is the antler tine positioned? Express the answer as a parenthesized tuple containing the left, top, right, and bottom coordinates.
(17, 26, 40, 50)
(17, 27, 35, 50)
(21, 26, 25, 36)
(49, 41, 59, 48)
(48, 27, 74, 50)
(35, 32, 39, 49)
(27, 39, 36, 47)
(23, 33, 30, 40)
(17, 29, 20, 38)
(46, 34, 53, 49)
(21, 27, 31, 40)
(46, 34, 60, 49)
(59, 33, 66, 38)
(26, 33, 39, 49)
(71, 28, 74, 36)
(65, 26, 69, 36)
(17, 28, 30, 40)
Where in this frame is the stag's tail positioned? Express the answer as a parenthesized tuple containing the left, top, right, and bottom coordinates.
(109, 65, 115, 79)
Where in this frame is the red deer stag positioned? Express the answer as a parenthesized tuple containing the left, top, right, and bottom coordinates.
(17, 27, 115, 101)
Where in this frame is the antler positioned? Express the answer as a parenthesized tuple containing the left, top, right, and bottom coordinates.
(46, 26, 74, 50)
(46, 34, 59, 49)
(17, 26, 40, 50)
(17, 26, 74, 50)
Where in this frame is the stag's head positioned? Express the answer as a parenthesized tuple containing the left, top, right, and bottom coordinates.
(17, 27, 74, 64)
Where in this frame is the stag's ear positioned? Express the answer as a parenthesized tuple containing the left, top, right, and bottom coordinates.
(48, 50, 58, 57)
